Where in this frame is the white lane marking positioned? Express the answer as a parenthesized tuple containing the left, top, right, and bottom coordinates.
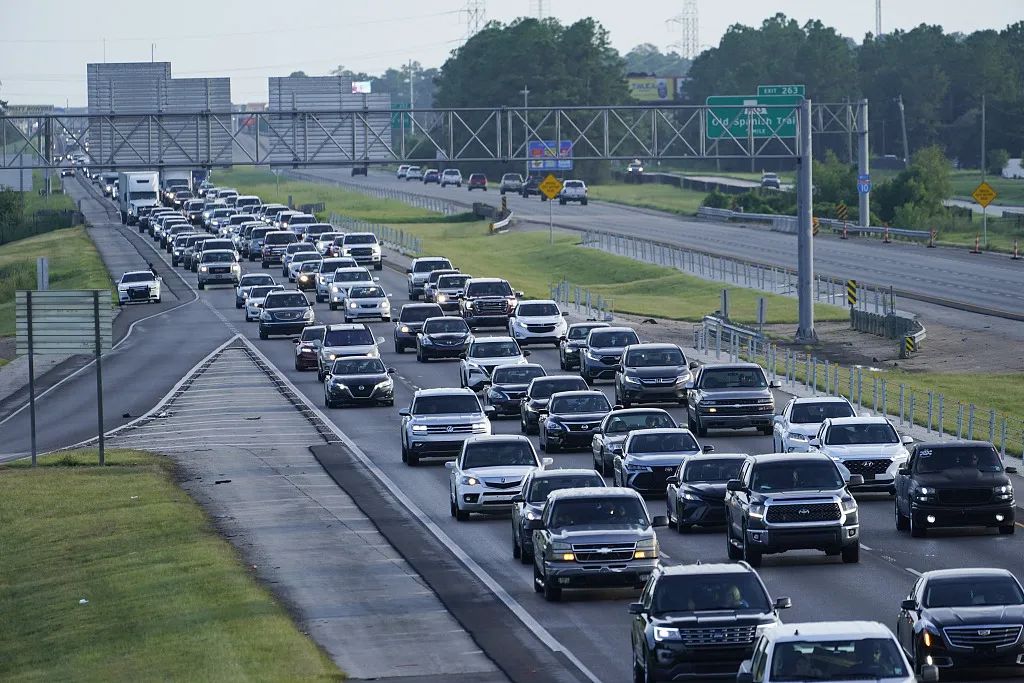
(859, 543, 872, 551)
(905, 567, 922, 577)
(239, 335, 603, 683)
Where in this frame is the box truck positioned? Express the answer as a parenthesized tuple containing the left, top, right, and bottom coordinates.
(118, 171, 160, 224)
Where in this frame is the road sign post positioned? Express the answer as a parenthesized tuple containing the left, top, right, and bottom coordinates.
(972, 181, 997, 248)
(26, 292, 37, 466)
(538, 174, 563, 245)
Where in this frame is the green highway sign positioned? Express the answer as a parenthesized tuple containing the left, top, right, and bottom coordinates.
(757, 84, 805, 97)
(391, 103, 411, 128)
(705, 94, 801, 140)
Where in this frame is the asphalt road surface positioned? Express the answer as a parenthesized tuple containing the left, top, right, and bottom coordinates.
(4, 195, 1020, 682)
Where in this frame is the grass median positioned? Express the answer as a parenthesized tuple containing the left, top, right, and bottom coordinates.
(0, 449, 343, 682)
(587, 183, 708, 216)
(0, 226, 112, 340)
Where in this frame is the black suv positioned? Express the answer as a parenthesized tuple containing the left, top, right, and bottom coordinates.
(393, 303, 443, 353)
(615, 343, 696, 407)
(630, 563, 791, 682)
(520, 375, 589, 435)
(460, 278, 522, 329)
(894, 440, 1017, 537)
(686, 363, 780, 436)
(724, 453, 862, 567)
(558, 321, 608, 370)
(896, 567, 1024, 673)
(579, 326, 640, 384)
(521, 175, 547, 200)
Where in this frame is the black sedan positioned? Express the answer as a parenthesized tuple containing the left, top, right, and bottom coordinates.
(665, 453, 746, 531)
(558, 321, 608, 370)
(539, 390, 612, 453)
(519, 375, 589, 435)
(394, 303, 443, 353)
(416, 316, 472, 362)
(485, 363, 546, 417)
(896, 567, 1024, 674)
(323, 356, 395, 408)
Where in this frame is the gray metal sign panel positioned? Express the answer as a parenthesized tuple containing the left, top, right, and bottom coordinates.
(15, 291, 114, 356)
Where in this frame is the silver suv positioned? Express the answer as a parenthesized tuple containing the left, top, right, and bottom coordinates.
(406, 256, 454, 300)
(399, 388, 494, 466)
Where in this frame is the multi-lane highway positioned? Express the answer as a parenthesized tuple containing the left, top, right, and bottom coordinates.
(296, 167, 1024, 320)
(6, 177, 1020, 681)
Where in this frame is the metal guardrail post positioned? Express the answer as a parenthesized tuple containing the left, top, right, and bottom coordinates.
(833, 366, 840, 398)
(988, 409, 996, 443)
(880, 379, 888, 418)
(967, 404, 975, 441)
(872, 377, 879, 414)
(927, 392, 934, 432)
(899, 384, 906, 424)
(909, 392, 916, 429)
(824, 360, 831, 394)
(956, 403, 964, 439)
(938, 395, 945, 438)
(1000, 418, 1007, 458)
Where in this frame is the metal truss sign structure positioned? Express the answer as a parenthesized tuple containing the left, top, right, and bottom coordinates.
(1, 102, 865, 170)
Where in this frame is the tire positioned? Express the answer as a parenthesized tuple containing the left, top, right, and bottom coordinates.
(343, 316, 351, 324)
(841, 543, 860, 563)
(545, 434, 559, 454)
(542, 567, 561, 602)
(533, 563, 544, 594)
(235, 300, 242, 309)
(406, 450, 419, 466)
(325, 395, 336, 409)
(394, 342, 404, 354)
(895, 499, 910, 531)
(675, 503, 691, 534)
(382, 316, 390, 322)
(329, 302, 337, 311)
(401, 442, 409, 464)
(742, 525, 762, 567)
(559, 198, 566, 206)
(375, 264, 383, 271)
(695, 413, 708, 437)
(910, 512, 927, 538)
(999, 524, 1015, 535)
(760, 424, 773, 436)
(197, 282, 205, 290)
(261, 261, 269, 269)
(454, 499, 469, 521)
(581, 199, 588, 206)
(259, 330, 268, 340)
(512, 531, 521, 559)
(726, 522, 744, 560)
(316, 294, 325, 303)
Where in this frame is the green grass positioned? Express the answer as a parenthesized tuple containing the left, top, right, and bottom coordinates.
(0, 226, 112, 339)
(950, 170, 1024, 206)
(0, 449, 343, 682)
(588, 183, 708, 216)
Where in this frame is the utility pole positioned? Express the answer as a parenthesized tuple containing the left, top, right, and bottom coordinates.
(520, 85, 530, 178)
(858, 99, 870, 230)
(795, 98, 817, 343)
(896, 94, 909, 168)
(407, 60, 415, 129)
(103, 37, 107, 63)
(875, 0, 882, 36)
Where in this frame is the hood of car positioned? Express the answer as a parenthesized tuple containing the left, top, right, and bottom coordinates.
(922, 605, 1024, 626)
(699, 388, 773, 401)
(911, 470, 1010, 487)
(329, 372, 389, 386)
(756, 490, 842, 504)
(321, 344, 378, 357)
(785, 423, 821, 437)
(550, 526, 655, 543)
(626, 366, 689, 380)
(589, 346, 628, 355)
(514, 315, 563, 325)
(625, 452, 699, 467)
(118, 280, 155, 289)
(409, 413, 484, 424)
(463, 465, 536, 480)
(348, 297, 387, 305)
(470, 355, 526, 368)
(549, 412, 607, 424)
(422, 332, 470, 343)
(491, 382, 531, 392)
(681, 482, 730, 499)
(820, 443, 908, 459)
(264, 306, 309, 316)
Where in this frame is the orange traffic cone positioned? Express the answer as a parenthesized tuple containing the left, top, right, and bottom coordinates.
(970, 234, 982, 254)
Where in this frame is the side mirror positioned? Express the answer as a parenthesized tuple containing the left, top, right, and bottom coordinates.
(689, 361, 699, 370)
(511, 494, 524, 503)
(736, 671, 754, 683)
(515, 290, 525, 297)
(702, 445, 715, 453)
(561, 311, 569, 317)
(405, 268, 412, 274)
(387, 367, 396, 374)
(484, 406, 496, 417)
(292, 338, 300, 344)
(557, 335, 566, 342)
(848, 474, 865, 486)
(651, 515, 668, 528)
(665, 476, 679, 485)
(774, 596, 792, 610)
(726, 479, 745, 492)
(808, 438, 820, 448)
(920, 665, 940, 683)
(901, 434, 914, 445)
(1006, 466, 1018, 474)
(525, 518, 545, 531)
(612, 446, 623, 455)
(900, 599, 917, 611)
(542, 457, 553, 467)
(444, 461, 456, 470)
(897, 465, 910, 475)
(373, 277, 380, 282)
(458, 353, 467, 360)
(522, 350, 531, 357)
(613, 404, 624, 411)
(538, 409, 549, 416)
(769, 380, 782, 389)
(683, 381, 695, 390)
(628, 602, 645, 615)
(398, 409, 411, 417)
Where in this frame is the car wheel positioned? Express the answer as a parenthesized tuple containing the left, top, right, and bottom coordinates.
(742, 525, 762, 567)
(895, 499, 910, 531)
(999, 524, 1015, 535)
(197, 282, 205, 290)
(449, 494, 458, 518)
(382, 316, 391, 322)
(454, 500, 469, 522)
(259, 330, 268, 340)
(726, 520, 744, 560)
(343, 316, 351, 324)
(695, 414, 708, 437)
(533, 562, 544, 594)
(520, 414, 528, 434)
(394, 342, 404, 354)
(676, 503, 691, 533)
(542, 567, 561, 602)
(406, 450, 419, 466)
(545, 435, 559, 454)
(329, 302, 337, 311)
(315, 295, 324, 303)
(512, 530, 521, 558)
(910, 512, 927, 538)
(261, 262, 268, 269)
(841, 543, 860, 563)
(235, 300, 242, 309)
(760, 424, 773, 436)
(324, 395, 335, 409)
(581, 199, 588, 206)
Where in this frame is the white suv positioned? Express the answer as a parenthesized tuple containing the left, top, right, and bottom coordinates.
(446, 435, 549, 520)
(810, 416, 913, 492)
(440, 169, 463, 187)
(396, 165, 410, 179)
(459, 336, 530, 392)
(559, 179, 588, 205)
(508, 299, 568, 347)
(405, 166, 423, 181)
(773, 396, 856, 453)
(329, 267, 378, 310)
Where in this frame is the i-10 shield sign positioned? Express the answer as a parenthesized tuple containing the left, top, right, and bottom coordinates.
(857, 174, 871, 194)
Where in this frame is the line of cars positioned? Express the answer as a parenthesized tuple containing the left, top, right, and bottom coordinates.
(393, 167, 589, 204)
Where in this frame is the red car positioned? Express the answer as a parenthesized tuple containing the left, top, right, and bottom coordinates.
(467, 173, 488, 191)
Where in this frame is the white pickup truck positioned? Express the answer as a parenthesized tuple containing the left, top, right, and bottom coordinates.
(558, 179, 588, 206)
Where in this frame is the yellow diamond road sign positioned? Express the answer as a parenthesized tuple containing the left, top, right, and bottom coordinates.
(539, 174, 563, 200)
(972, 181, 997, 208)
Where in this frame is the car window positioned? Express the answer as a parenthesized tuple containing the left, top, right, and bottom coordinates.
(348, 286, 384, 298)
(201, 252, 234, 262)
(517, 303, 560, 316)
(526, 474, 604, 502)
(651, 574, 771, 614)
(471, 341, 520, 358)
(414, 260, 453, 273)
(549, 395, 611, 414)
(606, 412, 675, 433)
(790, 401, 855, 423)
(240, 275, 274, 287)
(331, 358, 386, 375)
(913, 445, 1004, 473)
(589, 330, 639, 347)
(548, 497, 648, 529)
(768, 638, 907, 680)
(299, 327, 324, 342)
(400, 306, 442, 322)
(121, 273, 153, 283)
(413, 395, 481, 415)
(265, 233, 298, 245)
(248, 285, 282, 298)
(335, 270, 372, 282)
(345, 234, 377, 244)
(463, 441, 536, 469)
(751, 462, 844, 492)
(467, 281, 512, 297)
(568, 324, 605, 340)
(625, 348, 685, 367)
(682, 457, 745, 482)
(923, 577, 1024, 607)
(324, 328, 374, 346)
(529, 378, 587, 399)
(699, 368, 768, 389)
(824, 422, 899, 445)
(422, 318, 470, 334)
(438, 275, 471, 288)
(265, 293, 308, 308)
(491, 366, 546, 384)
(629, 431, 698, 454)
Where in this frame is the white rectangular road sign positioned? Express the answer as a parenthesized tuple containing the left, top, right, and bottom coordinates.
(16, 290, 114, 356)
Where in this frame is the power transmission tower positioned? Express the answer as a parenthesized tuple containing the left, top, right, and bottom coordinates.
(667, 0, 699, 60)
(530, 0, 548, 19)
(875, 0, 882, 36)
(465, 0, 486, 38)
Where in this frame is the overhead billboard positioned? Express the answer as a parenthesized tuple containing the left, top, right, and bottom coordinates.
(627, 77, 675, 102)
(528, 140, 573, 171)
(351, 81, 372, 94)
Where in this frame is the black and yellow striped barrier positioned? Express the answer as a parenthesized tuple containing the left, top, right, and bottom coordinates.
(846, 279, 857, 306)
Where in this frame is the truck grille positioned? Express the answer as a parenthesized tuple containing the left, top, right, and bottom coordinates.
(842, 459, 891, 476)
(639, 377, 676, 385)
(944, 625, 1022, 649)
(937, 489, 992, 506)
(424, 424, 475, 434)
(482, 478, 521, 489)
(526, 324, 555, 333)
(678, 625, 757, 648)
(473, 299, 508, 315)
(348, 385, 374, 398)
(571, 542, 636, 563)
(630, 468, 677, 490)
(600, 355, 620, 365)
(128, 286, 150, 300)
(209, 267, 229, 274)
(349, 247, 373, 257)
(765, 502, 840, 523)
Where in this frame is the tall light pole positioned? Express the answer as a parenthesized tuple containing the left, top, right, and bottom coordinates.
(520, 85, 530, 178)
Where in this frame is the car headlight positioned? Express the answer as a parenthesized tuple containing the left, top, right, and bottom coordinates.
(675, 370, 692, 384)
(412, 424, 428, 433)
(682, 490, 701, 501)
(623, 375, 641, 385)
(524, 509, 540, 521)
(840, 496, 858, 514)
(460, 475, 480, 486)
(348, 301, 358, 309)
(584, 349, 600, 360)
(624, 461, 648, 472)
(199, 266, 208, 272)
(788, 433, 808, 442)
(436, 294, 447, 303)
(549, 541, 574, 561)
(545, 420, 565, 432)
(749, 504, 766, 520)
(381, 301, 390, 309)
(399, 325, 411, 333)
(488, 388, 508, 401)
(259, 311, 272, 321)
(634, 537, 657, 560)
(374, 379, 393, 392)
(331, 285, 340, 293)
(471, 422, 489, 434)
(303, 309, 314, 320)
(652, 625, 682, 641)
(231, 263, 241, 271)
(995, 484, 1013, 500)
(299, 274, 309, 281)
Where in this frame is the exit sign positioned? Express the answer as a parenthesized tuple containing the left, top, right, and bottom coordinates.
(757, 84, 805, 97)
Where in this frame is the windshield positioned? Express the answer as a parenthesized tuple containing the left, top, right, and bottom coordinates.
(300, 327, 324, 342)
(606, 412, 675, 434)
(427, 270, 458, 284)
(751, 462, 844, 492)
(924, 577, 1024, 608)
(241, 275, 275, 287)
(213, 209, 232, 217)
(306, 225, 331, 235)
(121, 272, 153, 283)
(699, 368, 768, 389)
(467, 281, 513, 297)
(345, 235, 377, 244)
(202, 252, 234, 263)
(518, 303, 560, 316)
(472, 341, 520, 358)
(324, 329, 374, 346)
(335, 271, 371, 282)
(423, 318, 469, 334)
(569, 324, 605, 340)
(683, 457, 745, 483)
(463, 441, 536, 468)
(413, 395, 481, 415)
(527, 474, 603, 502)
(652, 573, 770, 614)
(550, 394, 611, 414)
(590, 330, 639, 348)
(349, 286, 384, 298)
(492, 366, 545, 385)
(292, 253, 320, 264)
(629, 431, 699, 454)
(914, 445, 1004, 474)
(825, 422, 899, 445)
(248, 286, 281, 298)
(791, 401, 856, 424)
(414, 260, 452, 273)
(529, 378, 586, 399)
(549, 497, 648, 528)
(331, 358, 386, 375)
(438, 275, 471, 288)
(266, 233, 298, 245)
(400, 306, 442, 323)
(625, 348, 685, 367)
(265, 293, 308, 308)
(299, 261, 321, 272)
(769, 638, 908, 681)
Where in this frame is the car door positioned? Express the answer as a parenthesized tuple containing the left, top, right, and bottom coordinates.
(633, 576, 656, 665)
(686, 368, 702, 418)
(896, 578, 923, 654)
(726, 460, 751, 536)
(592, 415, 610, 464)
(774, 400, 794, 449)
(894, 447, 916, 515)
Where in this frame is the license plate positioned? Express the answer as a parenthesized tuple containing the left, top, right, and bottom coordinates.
(863, 473, 875, 480)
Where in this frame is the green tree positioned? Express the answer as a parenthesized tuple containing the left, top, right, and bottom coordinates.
(623, 44, 690, 76)
(987, 148, 1010, 176)
(872, 145, 951, 224)
(287, 71, 308, 78)
(812, 150, 857, 205)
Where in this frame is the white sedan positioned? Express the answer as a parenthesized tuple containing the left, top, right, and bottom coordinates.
(117, 270, 161, 305)
(243, 284, 284, 321)
(328, 267, 378, 310)
(446, 435, 550, 520)
(458, 337, 530, 391)
(772, 396, 856, 453)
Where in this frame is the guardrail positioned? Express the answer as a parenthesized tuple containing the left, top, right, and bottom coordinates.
(695, 206, 931, 241)
(287, 170, 461, 216)
(328, 212, 422, 257)
(490, 211, 514, 234)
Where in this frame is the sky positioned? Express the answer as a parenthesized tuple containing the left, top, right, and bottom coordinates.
(0, 0, 1020, 106)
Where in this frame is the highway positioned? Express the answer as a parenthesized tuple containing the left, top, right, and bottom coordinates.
(295, 167, 1024, 319)
(5, 179, 1020, 681)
